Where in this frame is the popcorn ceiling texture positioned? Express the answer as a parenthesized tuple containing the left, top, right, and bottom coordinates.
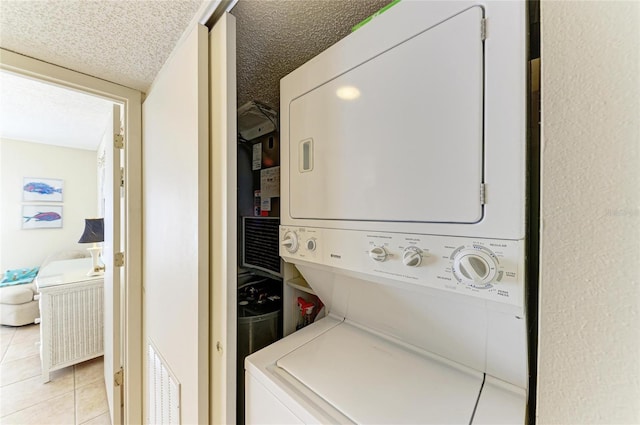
(538, 1, 640, 422)
(0, 0, 204, 92)
(232, 0, 390, 111)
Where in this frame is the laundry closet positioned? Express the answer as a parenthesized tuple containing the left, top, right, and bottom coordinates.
(142, 1, 539, 423)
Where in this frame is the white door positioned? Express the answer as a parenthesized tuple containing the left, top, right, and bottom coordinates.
(142, 24, 209, 425)
(209, 12, 237, 425)
(103, 103, 123, 424)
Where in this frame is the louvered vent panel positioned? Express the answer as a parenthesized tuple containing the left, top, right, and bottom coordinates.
(147, 342, 180, 425)
(243, 217, 281, 275)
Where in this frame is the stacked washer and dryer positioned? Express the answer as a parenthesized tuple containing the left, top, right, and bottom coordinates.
(246, 1, 530, 423)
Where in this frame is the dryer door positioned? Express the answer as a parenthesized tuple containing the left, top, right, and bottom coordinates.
(289, 6, 484, 224)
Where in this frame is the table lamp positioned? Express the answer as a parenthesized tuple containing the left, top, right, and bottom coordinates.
(78, 218, 105, 276)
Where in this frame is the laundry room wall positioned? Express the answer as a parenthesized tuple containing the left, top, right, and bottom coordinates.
(0, 138, 98, 271)
(538, 1, 640, 423)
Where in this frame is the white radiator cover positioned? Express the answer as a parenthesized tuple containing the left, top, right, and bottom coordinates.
(147, 342, 181, 424)
(41, 283, 104, 368)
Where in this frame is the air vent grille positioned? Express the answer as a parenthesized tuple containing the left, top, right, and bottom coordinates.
(243, 217, 281, 275)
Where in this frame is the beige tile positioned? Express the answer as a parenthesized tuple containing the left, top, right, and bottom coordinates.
(76, 380, 108, 424)
(0, 341, 10, 363)
(0, 391, 75, 425)
(75, 356, 104, 388)
(10, 324, 40, 345)
(0, 325, 16, 344)
(2, 339, 40, 363)
(0, 354, 41, 387)
(0, 366, 73, 417)
(79, 411, 111, 425)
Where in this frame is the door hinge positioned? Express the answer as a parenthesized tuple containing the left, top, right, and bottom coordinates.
(480, 18, 487, 40)
(114, 368, 124, 386)
(120, 167, 125, 188)
(480, 183, 486, 205)
(115, 252, 125, 267)
(114, 134, 124, 149)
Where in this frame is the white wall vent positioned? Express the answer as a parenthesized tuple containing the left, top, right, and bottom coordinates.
(147, 342, 180, 424)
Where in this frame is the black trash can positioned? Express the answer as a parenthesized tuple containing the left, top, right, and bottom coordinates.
(237, 274, 282, 424)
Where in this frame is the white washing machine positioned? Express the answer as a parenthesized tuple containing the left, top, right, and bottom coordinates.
(246, 229, 528, 424)
(246, 0, 529, 423)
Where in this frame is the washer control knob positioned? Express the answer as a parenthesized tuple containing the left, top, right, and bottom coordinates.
(282, 231, 299, 253)
(452, 249, 497, 288)
(369, 246, 388, 262)
(402, 247, 422, 267)
(306, 238, 317, 252)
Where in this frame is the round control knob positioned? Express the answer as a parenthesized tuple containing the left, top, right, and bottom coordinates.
(369, 246, 388, 262)
(452, 249, 497, 288)
(306, 238, 317, 252)
(282, 231, 299, 253)
(402, 247, 422, 267)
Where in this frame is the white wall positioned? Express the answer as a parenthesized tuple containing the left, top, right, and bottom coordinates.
(538, 1, 640, 423)
(0, 138, 98, 270)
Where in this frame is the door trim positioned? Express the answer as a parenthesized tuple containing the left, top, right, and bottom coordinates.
(0, 48, 144, 425)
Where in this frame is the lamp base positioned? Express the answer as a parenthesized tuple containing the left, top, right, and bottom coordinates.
(86, 246, 105, 276)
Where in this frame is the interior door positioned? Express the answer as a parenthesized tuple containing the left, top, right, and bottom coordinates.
(142, 24, 209, 425)
(209, 12, 237, 425)
(103, 103, 123, 424)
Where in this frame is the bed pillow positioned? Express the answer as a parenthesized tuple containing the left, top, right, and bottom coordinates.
(0, 267, 39, 287)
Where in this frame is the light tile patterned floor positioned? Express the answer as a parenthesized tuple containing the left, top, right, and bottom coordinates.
(0, 324, 111, 425)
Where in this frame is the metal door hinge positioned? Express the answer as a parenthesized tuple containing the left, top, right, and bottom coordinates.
(114, 368, 124, 386)
(480, 18, 487, 40)
(480, 183, 486, 205)
(115, 252, 125, 267)
(114, 134, 124, 149)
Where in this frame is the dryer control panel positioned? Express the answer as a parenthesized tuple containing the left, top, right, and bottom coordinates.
(280, 226, 525, 307)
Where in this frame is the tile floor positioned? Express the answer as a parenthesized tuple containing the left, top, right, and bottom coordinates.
(0, 323, 111, 425)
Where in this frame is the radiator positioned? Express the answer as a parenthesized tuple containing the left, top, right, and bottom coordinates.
(148, 342, 181, 424)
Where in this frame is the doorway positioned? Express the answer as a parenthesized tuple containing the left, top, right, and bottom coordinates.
(0, 50, 143, 425)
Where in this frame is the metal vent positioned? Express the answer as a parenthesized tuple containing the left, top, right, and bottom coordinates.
(243, 217, 281, 276)
(147, 342, 180, 425)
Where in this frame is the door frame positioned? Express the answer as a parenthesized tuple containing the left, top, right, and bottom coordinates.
(0, 48, 144, 425)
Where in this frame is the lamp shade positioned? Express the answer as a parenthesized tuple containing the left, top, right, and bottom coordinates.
(78, 218, 104, 243)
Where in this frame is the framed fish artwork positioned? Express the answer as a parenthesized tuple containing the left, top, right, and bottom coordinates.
(22, 177, 64, 202)
(22, 205, 63, 229)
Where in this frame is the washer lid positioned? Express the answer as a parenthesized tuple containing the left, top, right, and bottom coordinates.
(276, 321, 484, 424)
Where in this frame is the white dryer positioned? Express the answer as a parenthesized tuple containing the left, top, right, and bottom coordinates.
(246, 0, 529, 423)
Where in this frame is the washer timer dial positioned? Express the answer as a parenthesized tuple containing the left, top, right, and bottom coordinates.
(452, 247, 498, 288)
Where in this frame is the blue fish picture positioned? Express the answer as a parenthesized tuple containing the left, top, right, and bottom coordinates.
(22, 177, 64, 202)
(23, 211, 62, 222)
(22, 205, 63, 229)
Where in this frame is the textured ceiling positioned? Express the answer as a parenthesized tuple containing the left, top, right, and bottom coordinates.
(232, 0, 390, 111)
(0, 70, 114, 150)
(0, 0, 205, 92)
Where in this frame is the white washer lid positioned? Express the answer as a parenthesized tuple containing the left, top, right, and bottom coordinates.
(276, 321, 484, 424)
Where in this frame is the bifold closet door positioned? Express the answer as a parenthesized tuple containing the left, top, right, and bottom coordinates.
(209, 12, 237, 425)
(142, 24, 209, 425)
